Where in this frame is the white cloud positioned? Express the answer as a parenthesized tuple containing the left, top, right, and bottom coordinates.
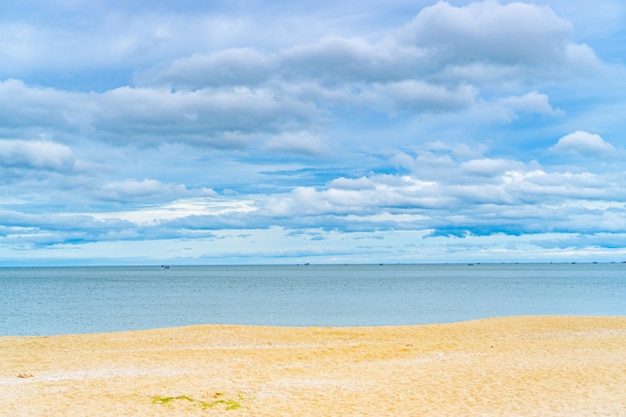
(484, 91, 564, 123)
(499, 91, 562, 116)
(96, 85, 312, 140)
(0, 79, 92, 131)
(379, 80, 476, 112)
(1, 0, 626, 264)
(565, 43, 603, 73)
(248, 156, 626, 238)
(259, 174, 448, 218)
(402, 1, 572, 66)
(0, 1, 610, 155)
(95, 179, 214, 202)
(0, 80, 321, 148)
(461, 158, 524, 177)
(0, 9, 251, 77)
(0, 139, 75, 171)
(550, 131, 618, 158)
(280, 35, 425, 83)
(327, 177, 376, 190)
(138, 48, 275, 88)
(90, 197, 251, 226)
(263, 131, 330, 156)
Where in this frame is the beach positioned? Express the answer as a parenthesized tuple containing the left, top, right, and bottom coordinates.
(2, 316, 625, 416)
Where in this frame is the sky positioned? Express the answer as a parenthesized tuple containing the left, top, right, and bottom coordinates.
(1, 0, 626, 266)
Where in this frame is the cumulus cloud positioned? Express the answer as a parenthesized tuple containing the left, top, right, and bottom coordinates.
(460, 158, 523, 177)
(139, 1, 595, 90)
(481, 91, 564, 123)
(402, 1, 572, 66)
(0, 139, 75, 171)
(499, 91, 562, 116)
(0, 79, 91, 131)
(1, 1, 606, 153)
(279, 35, 426, 83)
(263, 131, 330, 156)
(0, 7, 252, 81)
(96, 179, 215, 202)
(96, 85, 318, 142)
(550, 131, 618, 158)
(139, 48, 275, 88)
(259, 174, 446, 218)
(327, 177, 376, 190)
(246, 151, 626, 237)
(564, 43, 603, 73)
(0, 80, 321, 149)
(4, 141, 626, 258)
(1, 1, 625, 263)
(378, 80, 476, 113)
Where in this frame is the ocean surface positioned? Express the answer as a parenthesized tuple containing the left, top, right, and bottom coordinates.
(1, 263, 625, 336)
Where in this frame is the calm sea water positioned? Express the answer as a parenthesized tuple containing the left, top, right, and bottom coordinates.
(1, 263, 625, 336)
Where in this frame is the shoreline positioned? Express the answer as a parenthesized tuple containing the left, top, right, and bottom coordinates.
(2, 316, 625, 416)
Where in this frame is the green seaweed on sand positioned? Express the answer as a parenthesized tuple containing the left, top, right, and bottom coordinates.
(152, 395, 194, 404)
(152, 393, 245, 410)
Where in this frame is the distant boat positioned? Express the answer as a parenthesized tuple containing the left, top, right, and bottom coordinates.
(161, 265, 170, 269)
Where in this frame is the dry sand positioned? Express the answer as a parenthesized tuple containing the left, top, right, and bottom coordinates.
(1, 316, 625, 416)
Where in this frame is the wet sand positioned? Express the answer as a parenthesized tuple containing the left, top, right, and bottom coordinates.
(2, 316, 625, 416)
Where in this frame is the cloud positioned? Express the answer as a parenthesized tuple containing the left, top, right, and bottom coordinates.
(460, 158, 524, 177)
(328, 177, 376, 190)
(96, 85, 317, 141)
(1, 1, 626, 264)
(0, 79, 91, 132)
(550, 131, 618, 158)
(241, 144, 626, 237)
(0, 139, 75, 171)
(565, 43, 603, 73)
(139, 48, 275, 88)
(478, 91, 564, 123)
(499, 91, 562, 116)
(393, 1, 603, 92)
(3, 143, 626, 259)
(0, 7, 252, 83)
(402, 1, 572, 66)
(263, 131, 330, 156)
(0, 80, 321, 149)
(1, 1, 607, 155)
(96, 179, 216, 203)
(279, 35, 425, 83)
(377, 80, 476, 113)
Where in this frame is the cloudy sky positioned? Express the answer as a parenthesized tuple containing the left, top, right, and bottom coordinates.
(1, 0, 625, 265)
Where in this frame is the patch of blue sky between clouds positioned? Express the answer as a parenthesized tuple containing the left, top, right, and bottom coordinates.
(1, 0, 626, 265)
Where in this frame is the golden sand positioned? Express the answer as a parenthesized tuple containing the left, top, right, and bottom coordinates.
(2, 316, 625, 416)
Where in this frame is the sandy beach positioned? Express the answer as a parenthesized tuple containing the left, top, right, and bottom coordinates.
(2, 316, 625, 416)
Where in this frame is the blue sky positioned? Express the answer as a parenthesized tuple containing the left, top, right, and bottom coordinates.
(1, 0, 626, 265)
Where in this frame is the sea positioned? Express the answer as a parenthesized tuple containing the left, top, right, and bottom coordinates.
(1, 263, 625, 336)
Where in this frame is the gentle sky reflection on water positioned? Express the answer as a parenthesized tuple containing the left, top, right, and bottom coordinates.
(2, 263, 625, 336)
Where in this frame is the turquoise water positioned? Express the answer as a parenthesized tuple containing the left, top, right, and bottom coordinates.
(1, 263, 625, 336)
